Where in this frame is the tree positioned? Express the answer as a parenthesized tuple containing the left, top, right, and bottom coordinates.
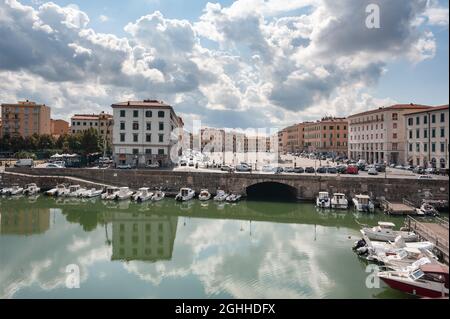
(79, 128, 101, 155)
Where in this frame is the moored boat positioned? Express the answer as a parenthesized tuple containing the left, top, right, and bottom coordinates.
(353, 194, 375, 212)
(101, 187, 119, 200)
(316, 191, 330, 208)
(67, 185, 86, 197)
(151, 190, 165, 201)
(23, 183, 40, 195)
(226, 194, 242, 203)
(214, 190, 228, 202)
(175, 188, 195, 202)
(82, 188, 103, 198)
(361, 222, 418, 242)
(377, 263, 449, 298)
(331, 193, 348, 209)
(9, 185, 24, 196)
(198, 189, 211, 201)
(133, 188, 153, 202)
(55, 184, 70, 197)
(116, 187, 133, 201)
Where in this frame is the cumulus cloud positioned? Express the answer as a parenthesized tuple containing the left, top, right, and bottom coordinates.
(0, 0, 445, 129)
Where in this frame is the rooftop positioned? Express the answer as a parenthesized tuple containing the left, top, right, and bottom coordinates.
(404, 104, 449, 116)
(111, 99, 172, 108)
(348, 103, 433, 118)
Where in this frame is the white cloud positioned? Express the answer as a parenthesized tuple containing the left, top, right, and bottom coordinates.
(99, 14, 108, 22)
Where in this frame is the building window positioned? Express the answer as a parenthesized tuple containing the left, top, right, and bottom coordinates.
(392, 113, 398, 120)
(416, 129, 420, 139)
(146, 134, 151, 142)
(424, 115, 428, 124)
(441, 127, 445, 138)
(392, 143, 398, 151)
(145, 149, 152, 154)
(409, 143, 413, 152)
(120, 133, 125, 142)
(441, 143, 445, 153)
(158, 149, 164, 155)
(393, 123, 397, 129)
(424, 143, 428, 152)
(133, 122, 139, 130)
(146, 122, 151, 130)
(432, 114, 436, 123)
(441, 113, 445, 122)
(146, 110, 152, 117)
(408, 118, 413, 126)
(83, 122, 86, 126)
(159, 122, 164, 131)
(133, 134, 138, 142)
(432, 143, 436, 153)
(393, 133, 397, 139)
(432, 128, 436, 138)
(120, 122, 125, 130)
(133, 110, 139, 117)
(416, 143, 420, 152)
(158, 111, 165, 118)
(416, 117, 420, 125)
(158, 134, 164, 142)
(424, 129, 428, 139)
(409, 130, 412, 139)
(120, 110, 126, 117)
(132, 149, 139, 155)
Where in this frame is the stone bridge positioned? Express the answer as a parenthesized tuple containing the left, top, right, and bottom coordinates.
(1, 167, 448, 203)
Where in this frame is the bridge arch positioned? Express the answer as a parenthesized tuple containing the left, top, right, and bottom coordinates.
(245, 181, 298, 201)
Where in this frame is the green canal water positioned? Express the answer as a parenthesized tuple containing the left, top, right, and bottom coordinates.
(0, 196, 422, 299)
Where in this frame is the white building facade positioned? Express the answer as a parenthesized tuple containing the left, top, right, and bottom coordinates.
(111, 100, 183, 168)
(405, 105, 449, 169)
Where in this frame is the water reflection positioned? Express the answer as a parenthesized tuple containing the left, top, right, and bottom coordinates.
(111, 212, 178, 262)
(0, 207, 50, 235)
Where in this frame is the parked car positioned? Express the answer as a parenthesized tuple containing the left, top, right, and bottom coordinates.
(368, 167, 378, 175)
(179, 159, 187, 166)
(346, 165, 359, 174)
(221, 165, 234, 172)
(44, 163, 63, 168)
(418, 175, 433, 180)
(14, 159, 34, 168)
(336, 165, 348, 174)
(236, 164, 252, 172)
(395, 165, 404, 170)
(293, 167, 304, 173)
(262, 165, 273, 172)
(273, 167, 284, 174)
(147, 162, 160, 169)
(404, 165, 414, 171)
(188, 159, 195, 167)
(117, 164, 132, 169)
(413, 166, 425, 174)
(284, 167, 295, 173)
(305, 167, 315, 173)
(316, 166, 327, 174)
(425, 167, 437, 174)
(327, 167, 337, 174)
(374, 164, 386, 172)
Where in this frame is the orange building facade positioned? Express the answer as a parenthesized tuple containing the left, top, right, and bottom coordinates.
(303, 117, 348, 155)
(51, 119, 69, 137)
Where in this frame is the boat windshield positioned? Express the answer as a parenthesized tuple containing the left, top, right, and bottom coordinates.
(410, 269, 425, 281)
(182, 189, 188, 196)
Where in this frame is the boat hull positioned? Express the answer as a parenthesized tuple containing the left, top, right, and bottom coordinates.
(380, 277, 449, 298)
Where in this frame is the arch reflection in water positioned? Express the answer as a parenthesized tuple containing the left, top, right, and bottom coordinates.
(111, 212, 178, 262)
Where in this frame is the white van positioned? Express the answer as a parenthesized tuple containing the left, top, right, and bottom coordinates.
(14, 159, 34, 167)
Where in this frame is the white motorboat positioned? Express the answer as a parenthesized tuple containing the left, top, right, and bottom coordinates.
(46, 185, 59, 196)
(175, 187, 195, 201)
(361, 222, 418, 242)
(370, 249, 438, 270)
(101, 187, 119, 200)
(198, 189, 211, 201)
(55, 184, 70, 197)
(9, 185, 24, 196)
(151, 190, 165, 201)
(418, 203, 439, 216)
(67, 185, 86, 197)
(331, 193, 348, 209)
(23, 183, 40, 195)
(116, 187, 133, 200)
(352, 194, 375, 212)
(316, 192, 331, 208)
(214, 190, 228, 202)
(82, 188, 103, 198)
(354, 235, 434, 258)
(1, 187, 12, 195)
(133, 188, 153, 202)
(226, 194, 242, 202)
(377, 262, 449, 298)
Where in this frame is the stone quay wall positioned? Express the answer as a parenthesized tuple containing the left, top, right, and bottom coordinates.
(2, 167, 448, 203)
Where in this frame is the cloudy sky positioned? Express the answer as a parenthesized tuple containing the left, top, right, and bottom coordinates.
(0, 0, 448, 130)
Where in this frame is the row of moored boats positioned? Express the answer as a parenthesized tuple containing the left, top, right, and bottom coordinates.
(353, 221, 448, 298)
(316, 192, 375, 212)
(175, 188, 242, 203)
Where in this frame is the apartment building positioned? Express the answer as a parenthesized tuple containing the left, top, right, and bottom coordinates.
(200, 128, 225, 153)
(348, 104, 432, 165)
(51, 119, 69, 137)
(111, 100, 183, 168)
(283, 123, 306, 154)
(0, 100, 51, 137)
(70, 111, 113, 145)
(303, 117, 348, 155)
(405, 105, 449, 169)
